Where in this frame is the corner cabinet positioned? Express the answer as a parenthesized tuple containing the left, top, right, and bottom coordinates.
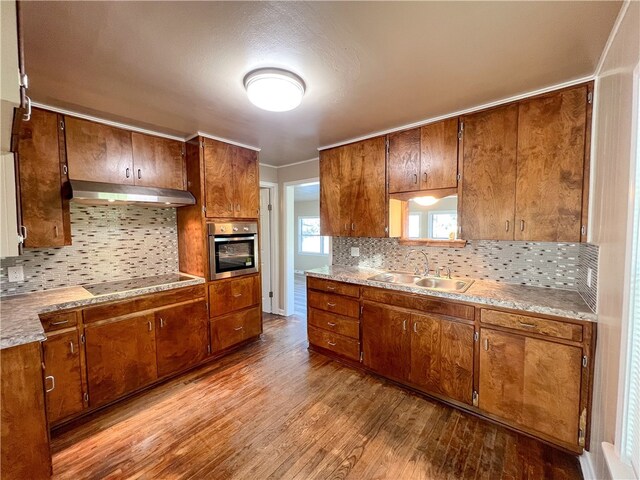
(319, 136, 387, 237)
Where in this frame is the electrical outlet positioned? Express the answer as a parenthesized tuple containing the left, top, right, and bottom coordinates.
(7, 266, 24, 283)
(350, 247, 360, 257)
(587, 268, 593, 288)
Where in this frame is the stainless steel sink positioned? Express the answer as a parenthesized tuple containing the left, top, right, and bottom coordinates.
(367, 272, 422, 284)
(414, 277, 473, 293)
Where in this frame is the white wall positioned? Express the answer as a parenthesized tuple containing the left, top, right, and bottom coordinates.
(589, 2, 639, 478)
(294, 200, 329, 272)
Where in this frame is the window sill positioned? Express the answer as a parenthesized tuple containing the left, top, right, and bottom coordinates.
(398, 239, 467, 248)
(602, 442, 637, 480)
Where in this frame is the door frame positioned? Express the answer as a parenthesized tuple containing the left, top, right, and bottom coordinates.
(260, 181, 279, 315)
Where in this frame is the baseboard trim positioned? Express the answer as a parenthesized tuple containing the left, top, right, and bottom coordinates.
(579, 450, 597, 480)
(276, 308, 286, 316)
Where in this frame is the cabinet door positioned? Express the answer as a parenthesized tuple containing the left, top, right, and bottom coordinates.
(408, 314, 441, 393)
(155, 301, 209, 377)
(361, 302, 409, 381)
(85, 314, 157, 407)
(131, 132, 185, 190)
(233, 147, 260, 218)
(515, 86, 587, 241)
(388, 128, 421, 193)
(319, 147, 343, 236)
(43, 330, 85, 423)
(460, 104, 518, 240)
(478, 328, 582, 445)
(420, 118, 458, 190)
(64, 116, 134, 184)
(16, 108, 70, 247)
(211, 307, 262, 352)
(209, 275, 260, 318)
(203, 139, 235, 218)
(348, 137, 388, 238)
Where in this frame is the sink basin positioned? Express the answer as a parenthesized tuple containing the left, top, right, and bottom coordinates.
(367, 272, 422, 284)
(415, 277, 473, 293)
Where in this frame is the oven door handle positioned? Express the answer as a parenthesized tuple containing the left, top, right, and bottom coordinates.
(213, 236, 256, 243)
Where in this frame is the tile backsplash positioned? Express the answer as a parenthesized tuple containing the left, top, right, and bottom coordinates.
(332, 237, 599, 312)
(0, 204, 178, 296)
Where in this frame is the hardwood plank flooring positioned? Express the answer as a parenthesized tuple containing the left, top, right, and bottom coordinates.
(50, 310, 583, 479)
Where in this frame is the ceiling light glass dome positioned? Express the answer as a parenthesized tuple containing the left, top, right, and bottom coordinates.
(244, 68, 306, 112)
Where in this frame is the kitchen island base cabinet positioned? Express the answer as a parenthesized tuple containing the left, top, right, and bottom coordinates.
(85, 314, 158, 408)
(211, 307, 262, 352)
(155, 301, 209, 377)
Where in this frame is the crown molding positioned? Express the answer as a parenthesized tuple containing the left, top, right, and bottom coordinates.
(259, 157, 319, 169)
(187, 132, 261, 152)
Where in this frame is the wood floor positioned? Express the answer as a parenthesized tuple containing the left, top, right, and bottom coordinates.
(50, 283, 583, 479)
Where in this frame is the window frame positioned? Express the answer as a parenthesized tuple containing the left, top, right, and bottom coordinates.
(297, 216, 329, 256)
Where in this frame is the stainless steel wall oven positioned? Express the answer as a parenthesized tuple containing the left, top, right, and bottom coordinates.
(208, 222, 259, 280)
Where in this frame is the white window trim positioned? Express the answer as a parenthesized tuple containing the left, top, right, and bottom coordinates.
(408, 213, 421, 239)
(297, 216, 329, 256)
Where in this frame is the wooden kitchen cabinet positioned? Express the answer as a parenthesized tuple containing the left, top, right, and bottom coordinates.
(515, 85, 588, 242)
(388, 119, 458, 194)
(208, 274, 261, 318)
(64, 116, 134, 185)
(319, 136, 387, 237)
(16, 107, 71, 247)
(478, 328, 583, 446)
(85, 313, 158, 408)
(42, 329, 86, 424)
(131, 132, 185, 190)
(155, 300, 209, 377)
(459, 104, 518, 240)
(211, 306, 262, 352)
(203, 138, 259, 219)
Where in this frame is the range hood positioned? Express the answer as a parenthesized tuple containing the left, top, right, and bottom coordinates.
(69, 180, 196, 207)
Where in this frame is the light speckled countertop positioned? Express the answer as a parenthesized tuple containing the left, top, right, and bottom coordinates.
(306, 265, 597, 322)
(0, 273, 205, 350)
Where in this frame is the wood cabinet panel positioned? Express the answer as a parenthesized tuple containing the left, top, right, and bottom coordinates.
(388, 128, 421, 193)
(408, 314, 440, 393)
(203, 139, 235, 218)
(480, 309, 583, 342)
(515, 86, 587, 241)
(233, 148, 260, 218)
(65, 116, 134, 184)
(308, 308, 360, 339)
(17, 107, 70, 247)
(420, 118, 458, 190)
(155, 301, 209, 377)
(43, 330, 85, 423)
(209, 275, 260, 318)
(460, 104, 518, 240)
(85, 314, 157, 407)
(319, 147, 343, 236)
(131, 132, 185, 190)
(211, 307, 262, 352)
(478, 328, 582, 446)
(307, 290, 360, 319)
(40, 310, 78, 332)
(308, 325, 360, 361)
(306, 276, 359, 298)
(361, 302, 409, 381)
(1, 342, 52, 480)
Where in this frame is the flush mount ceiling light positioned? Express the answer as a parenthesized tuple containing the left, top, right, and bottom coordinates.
(243, 68, 306, 112)
(412, 196, 440, 207)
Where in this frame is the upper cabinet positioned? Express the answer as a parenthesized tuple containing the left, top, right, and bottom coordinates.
(320, 136, 387, 238)
(16, 107, 71, 248)
(131, 132, 185, 190)
(203, 138, 259, 219)
(388, 118, 459, 194)
(65, 116, 186, 190)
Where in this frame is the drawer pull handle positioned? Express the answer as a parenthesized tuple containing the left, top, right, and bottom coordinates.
(327, 341, 337, 346)
(403, 319, 407, 331)
(505, 220, 510, 232)
(518, 321, 536, 328)
(69, 341, 74, 354)
(234, 326, 244, 331)
(413, 322, 418, 333)
(413, 173, 418, 184)
(327, 322, 337, 327)
(50, 319, 69, 326)
(233, 293, 243, 298)
(484, 338, 489, 351)
(147, 321, 152, 332)
(45, 375, 55, 393)
(326, 286, 336, 290)
(160, 318, 165, 328)
(327, 302, 336, 307)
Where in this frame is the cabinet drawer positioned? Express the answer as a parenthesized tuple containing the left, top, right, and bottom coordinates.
(307, 277, 359, 298)
(40, 311, 78, 332)
(209, 275, 260, 318)
(307, 291, 360, 319)
(308, 308, 360, 339)
(480, 309, 583, 342)
(308, 325, 360, 361)
(211, 307, 262, 352)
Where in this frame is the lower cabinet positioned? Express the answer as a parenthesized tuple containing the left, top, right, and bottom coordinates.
(211, 307, 262, 352)
(361, 302, 409, 380)
(155, 300, 209, 377)
(478, 328, 583, 446)
(85, 313, 158, 408)
(209, 275, 260, 318)
(43, 329, 86, 423)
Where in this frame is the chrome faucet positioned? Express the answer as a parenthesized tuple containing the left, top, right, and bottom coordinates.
(436, 266, 452, 279)
(405, 250, 429, 276)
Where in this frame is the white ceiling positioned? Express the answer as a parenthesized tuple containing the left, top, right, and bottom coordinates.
(21, 1, 620, 166)
(294, 183, 320, 203)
